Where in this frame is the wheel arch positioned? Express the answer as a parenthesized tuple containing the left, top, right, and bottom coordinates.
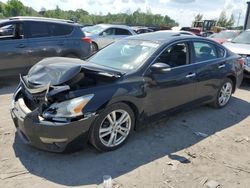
(226, 74, 236, 93)
(120, 100, 140, 131)
(92, 41, 99, 50)
(97, 97, 141, 131)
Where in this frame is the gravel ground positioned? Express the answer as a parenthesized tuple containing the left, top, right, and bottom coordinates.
(0, 77, 250, 188)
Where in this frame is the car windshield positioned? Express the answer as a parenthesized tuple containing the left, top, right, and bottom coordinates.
(209, 31, 238, 39)
(88, 40, 160, 72)
(231, 31, 250, 44)
(82, 25, 104, 34)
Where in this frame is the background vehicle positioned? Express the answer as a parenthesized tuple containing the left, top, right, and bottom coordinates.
(208, 30, 240, 44)
(82, 24, 136, 53)
(0, 16, 91, 77)
(223, 30, 250, 78)
(11, 31, 244, 152)
(131, 26, 154, 34)
(185, 20, 223, 36)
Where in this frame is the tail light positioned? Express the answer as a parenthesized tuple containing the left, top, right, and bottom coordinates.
(82, 37, 92, 44)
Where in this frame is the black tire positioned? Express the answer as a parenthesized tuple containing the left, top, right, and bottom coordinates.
(91, 42, 98, 53)
(211, 78, 233, 108)
(89, 102, 135, 152)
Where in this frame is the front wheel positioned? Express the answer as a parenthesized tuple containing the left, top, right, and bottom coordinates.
(89, 103, 135, 152)
(211, 78, 233, 108)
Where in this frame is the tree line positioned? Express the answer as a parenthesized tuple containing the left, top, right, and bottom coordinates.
(0, 0, 178, 27)
(193, 12, 236, 28)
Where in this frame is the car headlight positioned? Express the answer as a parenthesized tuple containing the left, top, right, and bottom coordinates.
(43, 94, 94, 119)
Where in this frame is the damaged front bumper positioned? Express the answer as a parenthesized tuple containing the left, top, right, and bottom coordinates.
(11, 94, 97, 153)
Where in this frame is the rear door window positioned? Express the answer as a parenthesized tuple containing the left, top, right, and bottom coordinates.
(28, 22, 50, 38)
(49, 23, 73, 36)
(193, 42, 218, 62)
(115, 28, 132, 35)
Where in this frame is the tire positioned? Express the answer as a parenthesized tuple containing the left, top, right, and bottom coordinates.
(91, 43, 98, 53)
(211, 78, 233, 108)
(89, 103, 135, 152)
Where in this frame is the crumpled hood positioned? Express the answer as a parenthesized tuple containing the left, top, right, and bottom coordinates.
(223, 42, 250, 55)
(27, 57, 84, 86)
(26, 57, 123, 86)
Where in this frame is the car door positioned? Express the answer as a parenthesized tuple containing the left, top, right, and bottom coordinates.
(143, 41, 198, 116)
(26, 21, 60, 65)
(191, 40, 227, 100)
(97, 28, 116, 49)
(0, 21, 30, 75)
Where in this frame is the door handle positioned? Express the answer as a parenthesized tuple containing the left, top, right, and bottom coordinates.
(16, 44, 26, 48)
(185, 73, 196, 78)
(218, 64, 225, 69)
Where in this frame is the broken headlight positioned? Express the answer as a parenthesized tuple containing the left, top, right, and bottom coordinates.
(43, 94, 94, 119)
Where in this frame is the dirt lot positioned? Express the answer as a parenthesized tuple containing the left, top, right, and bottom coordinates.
(0, 77, 250, 188)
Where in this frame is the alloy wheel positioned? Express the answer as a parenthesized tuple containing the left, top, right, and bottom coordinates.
(218, 82, 232, 106)
(99, 109, 131, 147)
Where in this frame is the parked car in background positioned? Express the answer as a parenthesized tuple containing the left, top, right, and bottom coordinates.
(82, 24, 136, 52)
(0, 16, 91, 77)
(209, 30, 240, 44)
(223, 30, 250, 78)
(131, 26, 154, 34)
(80, 23, 93, 28)
(11, 31, 244, 152)
(162, 30, 196, 36)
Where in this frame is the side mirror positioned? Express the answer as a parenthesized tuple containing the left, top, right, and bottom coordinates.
(151, 62, 171, 73)
(227, 38, 232, 42)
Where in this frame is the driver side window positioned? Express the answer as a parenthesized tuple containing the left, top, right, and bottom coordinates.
(157, 42, 188, 68)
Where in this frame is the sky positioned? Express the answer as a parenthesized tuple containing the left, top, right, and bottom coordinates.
(1, 0, 249, 26)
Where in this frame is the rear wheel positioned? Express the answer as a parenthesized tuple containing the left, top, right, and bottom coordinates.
(89, 103, 135, 152)
(211, 78, 233, 108)
(91, 43, 98, 53)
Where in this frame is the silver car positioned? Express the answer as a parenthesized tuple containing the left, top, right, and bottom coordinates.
(82, 24, 136, 52)
(223, 30, 250, 78)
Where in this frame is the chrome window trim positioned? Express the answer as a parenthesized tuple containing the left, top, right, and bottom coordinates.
(144, 38, 227, 75)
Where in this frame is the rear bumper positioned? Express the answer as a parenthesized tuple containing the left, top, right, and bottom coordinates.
(11, 98, 96, 153)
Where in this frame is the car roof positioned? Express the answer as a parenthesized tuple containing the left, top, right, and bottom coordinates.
(126, 30, 198, 43)
(96, 24, 131, 30)
(1, 16, 81, 26)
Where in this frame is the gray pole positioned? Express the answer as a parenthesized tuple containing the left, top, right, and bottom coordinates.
(237, 12, 241, 27)
(244, 1, 250, 30)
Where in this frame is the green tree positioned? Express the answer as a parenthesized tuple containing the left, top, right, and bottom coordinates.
(217, 11, 235, 28)
(227, 14, 235, 27)
(193, 13, 203, 22)
(4, 0, 25, 16)
(0, 0, 179, 27)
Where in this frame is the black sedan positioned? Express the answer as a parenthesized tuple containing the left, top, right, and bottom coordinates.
(11, 31, 244, 152)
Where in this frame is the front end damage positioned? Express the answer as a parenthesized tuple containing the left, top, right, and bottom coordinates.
(10, 57, 121, 152)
